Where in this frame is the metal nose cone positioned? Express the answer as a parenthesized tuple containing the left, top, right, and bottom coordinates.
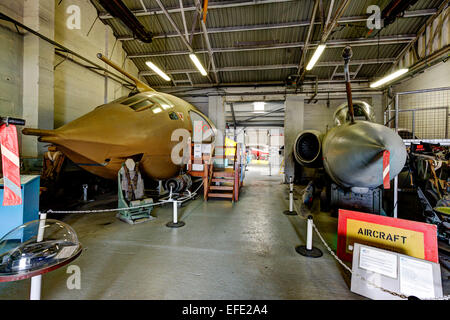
(322, 121, 407, 188)
(24, 105, 135, 164)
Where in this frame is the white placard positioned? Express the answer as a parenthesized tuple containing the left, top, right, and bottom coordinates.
(194, 143, 202, 159)
(55, 245, 78, 260)
(359, 246, 398, 279)
(192, 163, 204, 171)
(193, 120, 203, 143)
(202, 144, 211, 154)
(399, 256, 435, 299)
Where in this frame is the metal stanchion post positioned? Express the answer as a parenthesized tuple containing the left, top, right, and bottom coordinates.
(295, 215, 322, 258)
(30, 213, 46, 300)
(285, 176, 298, 200)
(284, 176, 297, 215)
(82, 184, 88, 202)
(166, 200, 185, 228)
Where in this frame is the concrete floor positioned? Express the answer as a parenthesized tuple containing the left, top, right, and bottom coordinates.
(0, 165, 372, 299)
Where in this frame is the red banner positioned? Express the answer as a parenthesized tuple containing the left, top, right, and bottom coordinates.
(0, 124, 22, 205)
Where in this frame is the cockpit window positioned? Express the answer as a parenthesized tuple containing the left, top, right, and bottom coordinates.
(168, 111, 179, 120)
(129, 99, 154, 111)
(189, 111, 214, 143)
(121, 95, 144, 105)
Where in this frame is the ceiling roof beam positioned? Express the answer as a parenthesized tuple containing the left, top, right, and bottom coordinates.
(128, 35, 414, 58)
(299, 0, 351, 81)
(116, 9, 436, 41)
(395, 0, 450, 65)
(101, 2, 436, 20)
(320, 0, 351, 43)
(178, 0, 189, 41)
(194, 0, 219, 83)
(154, 0, 193, 52)
(139, 58, 395, 76)
(297, 0, 319, 74)
(99, 0, 304, 19)
(330, 65, 339, 81)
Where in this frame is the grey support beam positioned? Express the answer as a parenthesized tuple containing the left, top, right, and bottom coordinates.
(99, 0, 299, 19)
(179, 0, 189, 41)
(297, 0, 319, 74)
(194, 0, 220, 84)
(330, 65, 339, 81)
(395, 0, 450, 65)
(128, 35, 414, 58)
(154, 0, 193, 52)
(139, 58, 395, 76)
(320, 0, 351, 43)
(230, 103, 237, 130)
(353, 64, 362, 80)
(116, 10, 435, 41)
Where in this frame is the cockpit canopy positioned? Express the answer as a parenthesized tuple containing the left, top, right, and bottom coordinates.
(333, 100, 375, 126)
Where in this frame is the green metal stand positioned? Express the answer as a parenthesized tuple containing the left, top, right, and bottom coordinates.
(117, 165, 154, 224)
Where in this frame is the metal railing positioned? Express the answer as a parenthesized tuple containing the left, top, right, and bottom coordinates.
(385, 87, 450, 141)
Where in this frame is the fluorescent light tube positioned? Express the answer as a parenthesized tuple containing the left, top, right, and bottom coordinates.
(306, 44, 326, 70)
(253, 102, 265, 113)
(145, 61, 171, 81)
(370, 68, 409, 88)
(189, 54, 207, 76)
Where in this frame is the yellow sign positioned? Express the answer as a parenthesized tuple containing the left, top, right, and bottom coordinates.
(346, 219, 425, 259)
(225, 137, 236, 156)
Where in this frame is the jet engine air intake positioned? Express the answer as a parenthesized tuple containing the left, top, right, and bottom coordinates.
(293, 130, 323, 167)
(164, 174, 193, 193)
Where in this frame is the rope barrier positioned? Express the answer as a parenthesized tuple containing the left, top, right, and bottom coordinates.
(289, 186, 450, 300)
(43, 181, 204, 214)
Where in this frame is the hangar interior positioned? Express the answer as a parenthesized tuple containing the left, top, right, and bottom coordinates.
(0, 0, 449, 300)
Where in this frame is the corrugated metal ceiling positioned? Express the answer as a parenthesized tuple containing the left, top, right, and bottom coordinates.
(90, 0, 444, 87)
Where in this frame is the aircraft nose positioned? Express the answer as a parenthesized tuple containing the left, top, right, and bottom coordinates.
(322, 121, 407, 188)
(37, 105, 137, 162)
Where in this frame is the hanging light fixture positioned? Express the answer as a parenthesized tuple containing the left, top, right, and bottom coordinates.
(189, 53, 207, 76)
(370, 68, 408, 88)
(253, 102, 265, 113)
(306, 44, 326, 70)
(145, 61, 171, 81)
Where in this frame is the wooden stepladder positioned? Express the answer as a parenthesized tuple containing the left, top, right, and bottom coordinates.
(187, 142, 244, 202)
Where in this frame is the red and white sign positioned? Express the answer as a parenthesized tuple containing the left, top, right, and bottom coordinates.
(337, 209, 438, 263)
(0, 124, 22, 206)
(383, 150, 390, 189)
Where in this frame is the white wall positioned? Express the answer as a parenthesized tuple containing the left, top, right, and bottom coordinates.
(54, 0, 139, 127)
(394, 62, 450, 92)
(0, 1, 24, 148)
(0, 24, 23, 120)
(392, 61, 450, 139)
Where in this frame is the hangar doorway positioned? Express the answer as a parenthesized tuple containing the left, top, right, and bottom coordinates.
(225, 101, 285, 177)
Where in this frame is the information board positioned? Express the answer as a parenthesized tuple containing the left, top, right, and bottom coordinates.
(337, 209, 438, 263)
(351, 243, 443, 300)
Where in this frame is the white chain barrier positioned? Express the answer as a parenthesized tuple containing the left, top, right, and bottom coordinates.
(43, 181, 204, 214)
(290, 186, 450, 300)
